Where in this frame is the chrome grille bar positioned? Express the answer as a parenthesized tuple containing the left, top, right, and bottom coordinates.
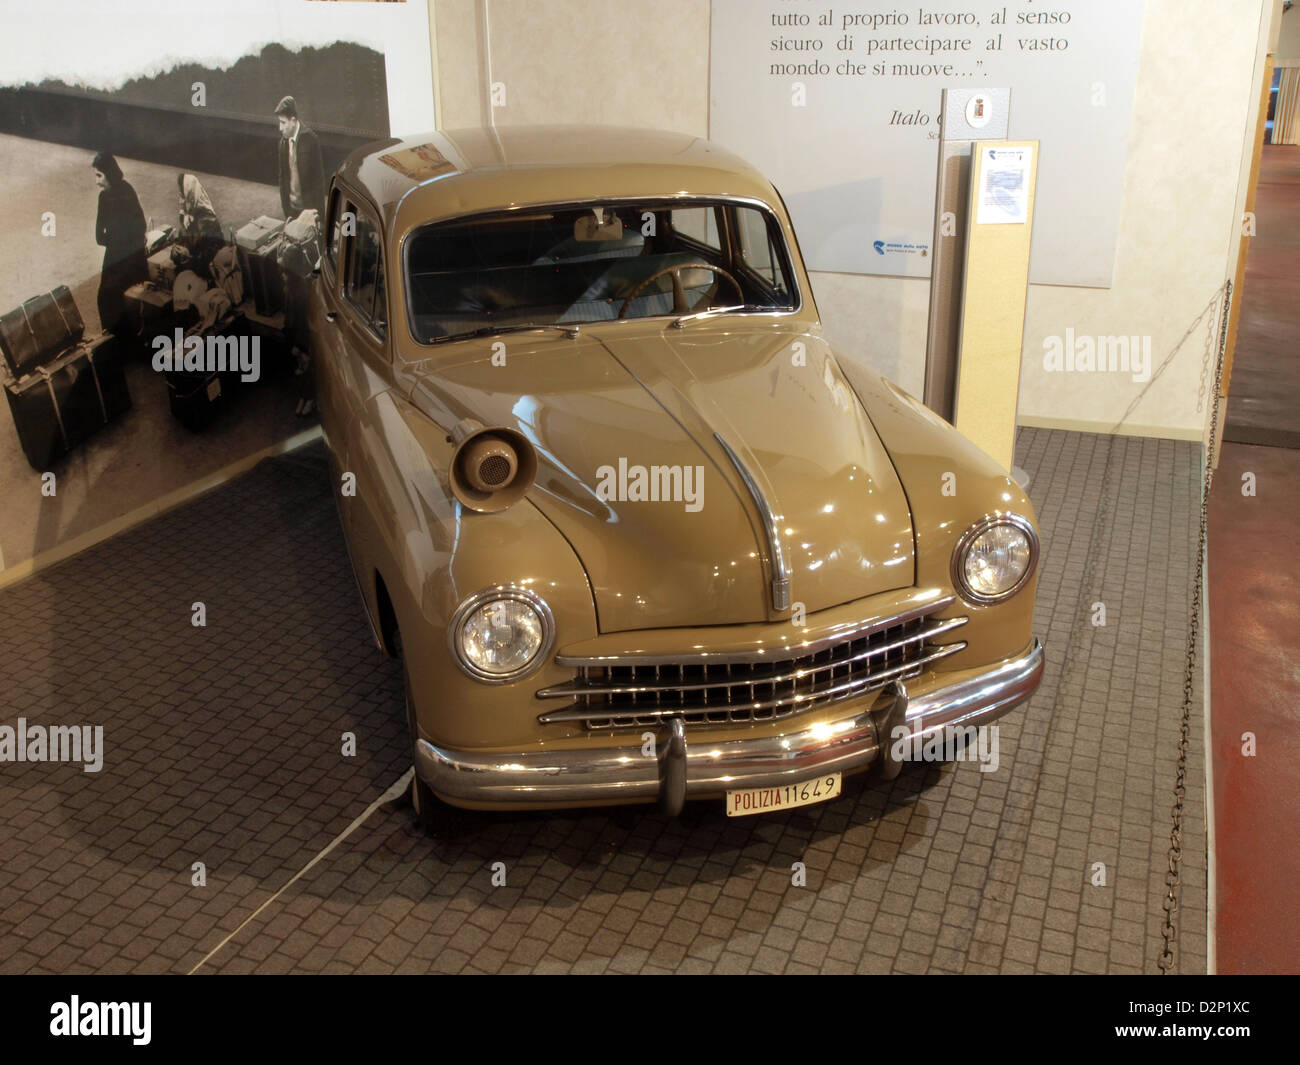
(536, 609, 970, 730)
(537, 640, 965, 727)
(536, 614, 968, 699)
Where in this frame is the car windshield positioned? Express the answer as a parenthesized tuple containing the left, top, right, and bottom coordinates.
(404, 199, 797, 343)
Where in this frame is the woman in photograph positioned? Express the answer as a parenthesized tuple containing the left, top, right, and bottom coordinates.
(91, 152, 148, 336)
(176, 172, 224, 275)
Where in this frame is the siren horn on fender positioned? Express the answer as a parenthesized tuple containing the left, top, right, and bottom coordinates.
(448, 418, 537, 513)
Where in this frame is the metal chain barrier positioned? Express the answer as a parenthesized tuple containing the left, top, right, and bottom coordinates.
(1027, 279, 1226, 973)
(1157, 279, 1231, 973)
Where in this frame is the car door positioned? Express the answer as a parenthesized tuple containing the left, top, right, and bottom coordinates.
(315, 188, 392, 538)
(313, 184, 353, 477)
(338, 198, 394, 540)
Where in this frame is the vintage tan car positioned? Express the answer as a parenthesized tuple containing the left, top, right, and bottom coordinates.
(310, 126, 1043, 827)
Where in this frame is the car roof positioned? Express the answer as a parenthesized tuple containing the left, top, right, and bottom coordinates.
(335, 125, 785, 235)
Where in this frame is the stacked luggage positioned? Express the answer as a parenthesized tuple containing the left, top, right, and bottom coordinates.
(125, 215, 298, 431)
(163, 312, 253, 433)
(147, 246, 180, 289)
(0, 286, 131, 469)
(124, 280, 179, 337)
(279, 210, 322, 279)
(235, 215, 286, 316)
(0, 205, 308, 461)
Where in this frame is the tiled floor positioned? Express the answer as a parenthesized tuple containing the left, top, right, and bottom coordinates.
(0, 428, 1208, 973)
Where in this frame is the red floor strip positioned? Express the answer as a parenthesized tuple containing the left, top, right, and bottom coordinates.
(1209, 145, 1300, 975)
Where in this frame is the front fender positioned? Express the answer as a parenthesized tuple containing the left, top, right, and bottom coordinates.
(345, 389, 600, 749)
(839, 365, 1041, 669)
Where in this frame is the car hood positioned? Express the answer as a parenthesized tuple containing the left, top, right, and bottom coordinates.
(407, 325, 914, 633)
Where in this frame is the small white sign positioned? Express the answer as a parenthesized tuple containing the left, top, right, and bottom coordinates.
(965, 93, 993, 130)
(976, 145, 1033, 226)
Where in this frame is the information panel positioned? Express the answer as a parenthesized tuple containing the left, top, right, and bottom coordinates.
(709, 0, 1145, 287)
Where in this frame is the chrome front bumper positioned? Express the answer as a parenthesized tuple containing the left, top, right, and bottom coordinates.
(415, 639, 1044, 813)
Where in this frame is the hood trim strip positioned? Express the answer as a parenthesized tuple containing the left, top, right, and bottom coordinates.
(713, 432, 790, 613)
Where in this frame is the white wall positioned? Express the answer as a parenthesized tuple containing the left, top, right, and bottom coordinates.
(1019, 0, 1269, 439)
(431, 0, 1272, 442)
(433, 0, 709, 131)
(1277, 3, 1300, 59)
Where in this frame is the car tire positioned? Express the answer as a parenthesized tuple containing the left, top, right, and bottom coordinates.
(406, 698, 441, 835)
(394, 628, 472, 837)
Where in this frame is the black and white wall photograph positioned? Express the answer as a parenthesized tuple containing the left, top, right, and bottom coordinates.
(0, 0, 429, 574)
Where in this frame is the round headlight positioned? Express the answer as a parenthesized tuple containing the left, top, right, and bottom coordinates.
(953, 516, 1037, 604)
(450, 587, 554, 682)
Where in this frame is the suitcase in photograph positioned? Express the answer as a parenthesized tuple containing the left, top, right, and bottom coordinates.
(235, 215, 284, 251)
(165, 364, 226, 432)
(241, 314, 292, 382)
(210, 245, 244, 307)
(148, 247, 179, 288)
(145, 226, 176, 255)
(164, 313, 250, 432)
(0, 285, 84, 378)
(236, 244, 284, 316)
(4, 334, 131, 469)
(124, 282, 182, 338)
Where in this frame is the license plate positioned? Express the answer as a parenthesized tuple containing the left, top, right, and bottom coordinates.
(206, 378, 222, 401)
(726, 773, 841, 817)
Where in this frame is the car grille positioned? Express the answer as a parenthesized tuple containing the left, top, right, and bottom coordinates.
(535, 609, 968, 730)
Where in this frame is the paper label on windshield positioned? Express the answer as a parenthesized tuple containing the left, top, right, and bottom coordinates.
(379, 144, 455, 182)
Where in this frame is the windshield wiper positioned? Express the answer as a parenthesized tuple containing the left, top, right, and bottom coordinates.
(670, 304, 767, 329)
(433, 322, 580, 344)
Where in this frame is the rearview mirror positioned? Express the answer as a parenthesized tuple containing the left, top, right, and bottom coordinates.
(574, 211, 624, 242)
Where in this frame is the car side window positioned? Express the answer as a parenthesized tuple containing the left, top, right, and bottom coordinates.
(736, 207, 788, 295)
(670, 206, 721, 251)
(345, 210, 386, 336)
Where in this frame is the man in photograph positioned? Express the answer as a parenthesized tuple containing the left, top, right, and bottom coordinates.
(274, 94, 323, 417)
(274, 95, 323, 220)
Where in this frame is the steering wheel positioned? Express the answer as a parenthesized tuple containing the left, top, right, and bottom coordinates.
(618, 261, 744, 319)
